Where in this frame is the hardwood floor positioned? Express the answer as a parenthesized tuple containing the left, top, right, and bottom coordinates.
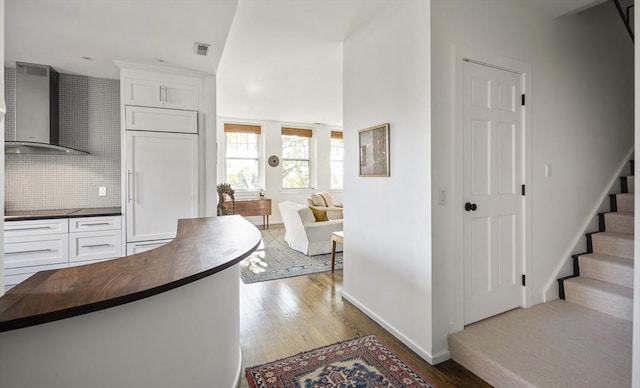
(239, 270, 491, 387)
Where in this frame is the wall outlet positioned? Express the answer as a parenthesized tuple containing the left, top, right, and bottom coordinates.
(99, 187, 107, 197)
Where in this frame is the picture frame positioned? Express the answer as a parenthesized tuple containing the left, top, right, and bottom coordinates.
(358, 123, 390, 177)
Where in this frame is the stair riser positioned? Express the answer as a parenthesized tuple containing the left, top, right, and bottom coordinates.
(563, 282, 633, 321)
(591, 235, 633, 260)
(603, 213, 634, 234)
(578, 256, 634, 288)
(615, 194, 634, 212)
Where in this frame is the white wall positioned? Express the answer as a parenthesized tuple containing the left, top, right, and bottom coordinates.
(342, 1, 437, 362)
(217, 116, 342, 225)
(431, 0, 633, 357)
(1, 0, 5, 295)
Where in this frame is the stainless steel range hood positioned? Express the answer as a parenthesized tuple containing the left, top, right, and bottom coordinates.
(5, 62, 88, 155)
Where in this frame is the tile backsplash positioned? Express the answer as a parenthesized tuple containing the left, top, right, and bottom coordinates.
(4, 68, 121, 211)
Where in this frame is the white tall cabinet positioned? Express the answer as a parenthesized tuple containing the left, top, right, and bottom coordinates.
(117, 62, 208, 255)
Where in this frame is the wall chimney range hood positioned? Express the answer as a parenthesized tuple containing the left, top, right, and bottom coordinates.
(5, 62, 88, 155)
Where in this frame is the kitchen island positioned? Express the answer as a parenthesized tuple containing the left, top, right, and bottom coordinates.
(0, 215, 261, 388)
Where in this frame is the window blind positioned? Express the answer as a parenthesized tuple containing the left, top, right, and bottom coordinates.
(224, 123, 262, 134)
(330, 131, 343, 139)
(281, 127, 312, 138)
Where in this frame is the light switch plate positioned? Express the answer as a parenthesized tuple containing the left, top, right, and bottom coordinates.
(99, 187, 107, 197)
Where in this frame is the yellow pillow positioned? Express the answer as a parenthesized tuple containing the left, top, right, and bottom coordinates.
(309, 207, 329, 222)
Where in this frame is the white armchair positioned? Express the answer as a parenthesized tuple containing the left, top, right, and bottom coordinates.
(278, 201, 343, 256)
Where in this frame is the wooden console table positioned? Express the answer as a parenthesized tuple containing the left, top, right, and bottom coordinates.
(224, 198, 272, 229)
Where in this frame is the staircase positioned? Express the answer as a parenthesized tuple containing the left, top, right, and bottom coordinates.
(558, 160, 634, 321)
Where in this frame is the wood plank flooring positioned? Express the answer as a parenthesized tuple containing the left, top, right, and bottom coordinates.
(239, 270, 490, 387)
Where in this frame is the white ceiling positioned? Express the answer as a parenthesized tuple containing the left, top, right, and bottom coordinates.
(4, 0, 238, 79)
(3, 0, 606, 127)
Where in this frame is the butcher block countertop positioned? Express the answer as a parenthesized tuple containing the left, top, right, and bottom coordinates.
(0, 215, 261, 332)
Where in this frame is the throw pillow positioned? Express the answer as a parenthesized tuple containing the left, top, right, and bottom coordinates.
(310, 193, 326, 207)
(309, 207, 329, 222)
(320, 192, 334, 207)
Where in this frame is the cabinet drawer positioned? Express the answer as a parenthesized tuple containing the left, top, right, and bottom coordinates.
(69, 216, 121, 232)
(69, 230, 123, 263)
(125, 106, 197, 133)
(4, 263, 68, 290)
(126, 239, 171, 255)
(4, 219, 69, 237)
(4, 234, 69, 268)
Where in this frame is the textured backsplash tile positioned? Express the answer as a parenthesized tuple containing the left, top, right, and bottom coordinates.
(4, 68, 121, 211)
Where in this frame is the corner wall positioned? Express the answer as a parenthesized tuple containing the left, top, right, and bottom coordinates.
(431, 0, 633, 356)
(342, 1, 437, 361)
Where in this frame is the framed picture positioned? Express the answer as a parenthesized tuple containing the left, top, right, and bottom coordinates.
(359, 123, 390, 177)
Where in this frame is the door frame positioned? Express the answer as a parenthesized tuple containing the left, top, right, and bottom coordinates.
(452, 46, 533, 332)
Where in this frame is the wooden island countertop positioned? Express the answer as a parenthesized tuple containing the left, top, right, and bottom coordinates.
(0, 215, 261, 333)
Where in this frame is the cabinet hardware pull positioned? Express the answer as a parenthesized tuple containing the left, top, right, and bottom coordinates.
(7, 248, 53, 254)
(81, 244, 111, 248)
(7, 226, 54, 231)
(81, 222, 111, 226)
(134, 242, 163, 247)
(128, 170, 134, 203)
(159, 85, 163, 102)
(163, 86, 168, 102)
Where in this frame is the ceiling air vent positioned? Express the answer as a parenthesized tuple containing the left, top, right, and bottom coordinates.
(194, 42, 210, 56)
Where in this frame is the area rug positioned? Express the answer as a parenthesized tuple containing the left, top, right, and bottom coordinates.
(240, 228, 343, 284)
(245, 335, 434, 387)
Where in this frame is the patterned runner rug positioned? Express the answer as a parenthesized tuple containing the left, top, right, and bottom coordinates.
(245, 335, 434, 387)
(240, 228, 343, 284)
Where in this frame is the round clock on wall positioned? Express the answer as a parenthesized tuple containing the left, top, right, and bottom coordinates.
(268, 155, 280, 167)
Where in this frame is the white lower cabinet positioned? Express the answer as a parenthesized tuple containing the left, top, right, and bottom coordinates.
(3, 216, 123, 291)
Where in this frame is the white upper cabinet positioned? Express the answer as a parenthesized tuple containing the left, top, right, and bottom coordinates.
(123, 77, 199, 111)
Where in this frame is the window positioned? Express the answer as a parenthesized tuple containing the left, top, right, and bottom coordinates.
(224, 123, 261, 190)
(330, 131, 344, 189)
(281, 127, 312, 189)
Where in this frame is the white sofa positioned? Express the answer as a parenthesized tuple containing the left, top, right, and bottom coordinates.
(278, 201, 343, 256)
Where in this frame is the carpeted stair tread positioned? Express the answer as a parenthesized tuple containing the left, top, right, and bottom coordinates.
(591, 232, 633, 260)
(613, 193, 634, 212)
(563, 276, 633, 321)
(603, 211, 634, 234)
(578, 253, 634, 288)
(626, 175, 634, 193)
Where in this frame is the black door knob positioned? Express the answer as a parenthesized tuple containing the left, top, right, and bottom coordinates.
(465, 202, 477, 211)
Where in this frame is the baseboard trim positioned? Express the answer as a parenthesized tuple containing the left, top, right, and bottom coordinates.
(233, 347, 242, 388)
(340, 290, 450, 365)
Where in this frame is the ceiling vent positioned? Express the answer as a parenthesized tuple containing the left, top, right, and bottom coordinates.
(194, 42, 210, 56)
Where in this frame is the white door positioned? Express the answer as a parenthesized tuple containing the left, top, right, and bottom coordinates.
(463, 60, 525, 325)
(126, 131, 199, 242)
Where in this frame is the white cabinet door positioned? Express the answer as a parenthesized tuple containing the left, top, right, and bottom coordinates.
(126, 131, 198, 242)
(123, 78, 163, 108)
(164, 82, 199, 111)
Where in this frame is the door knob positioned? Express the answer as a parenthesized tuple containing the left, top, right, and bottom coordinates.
(464, 202, 477, 211)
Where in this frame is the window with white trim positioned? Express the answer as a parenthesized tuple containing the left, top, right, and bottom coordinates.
(330, 131, 344, 189)
(223, 123, 261, 190)
(281, 127, 312, 189)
